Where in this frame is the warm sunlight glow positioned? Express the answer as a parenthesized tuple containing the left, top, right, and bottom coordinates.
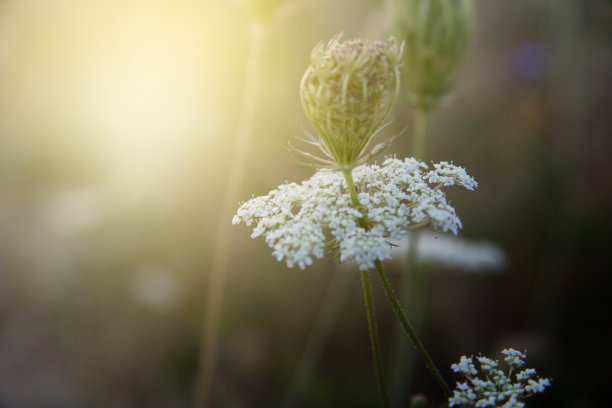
(83, 41, 206, 193)
(0, 0, 249, 196)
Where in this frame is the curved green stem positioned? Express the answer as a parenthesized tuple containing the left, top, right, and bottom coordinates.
(341, 168, 452, 399)
(413, 109, 429, 159)
(375, 259, 452, 397)
(390, 229, 422, 406)
(342, 169, 389, 406)
(361, 269, 391, 408)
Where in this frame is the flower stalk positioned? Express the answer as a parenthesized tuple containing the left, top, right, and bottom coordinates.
(375, 258, 452, 397)
(361, 268, 391, 408)
(342, 168, 391, 407)
(341, 168, 452, 398)
(390, 98, 429, 405)
(193, 19, 266, 408)
(413, 109, 429, 160)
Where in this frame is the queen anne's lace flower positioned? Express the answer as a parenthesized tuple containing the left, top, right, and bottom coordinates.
(449, 349, 551, 407)
(233, 157, 476, 270)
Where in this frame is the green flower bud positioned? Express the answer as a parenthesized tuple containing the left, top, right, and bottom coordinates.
(299, 35, 402, 169)
(392, 0, 474, 111)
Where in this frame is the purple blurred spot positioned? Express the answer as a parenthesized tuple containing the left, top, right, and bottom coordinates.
(511, 41, 549, 81)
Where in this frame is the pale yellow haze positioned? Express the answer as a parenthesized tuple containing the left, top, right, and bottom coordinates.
(0, 0, 254, 198)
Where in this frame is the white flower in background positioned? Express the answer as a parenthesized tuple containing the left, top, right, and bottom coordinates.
(43, 187, 105, 235)
(449, 349, 551, 407)
(233, 157, 476, 270)
(130, 265, 183, 312)
(392, 232, 508, 273)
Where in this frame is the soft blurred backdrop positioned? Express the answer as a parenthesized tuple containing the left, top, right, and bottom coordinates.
(0, 0, 611, 407)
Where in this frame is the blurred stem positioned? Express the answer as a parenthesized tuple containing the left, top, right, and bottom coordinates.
(413, 109, 429, 159)
(374, 260, 452, 398)
(342, 169, 389, 408)
(342, 168, 451, 401)
(392, 107, 430, 404)
(280, 268, 354, 408)
(361, 269, 390, 408)
(390, 230, 421, 406)
(192, 20, 266, 408)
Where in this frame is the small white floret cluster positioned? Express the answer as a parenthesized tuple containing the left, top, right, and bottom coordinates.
(232, 157, 477, 270)
(449, 349, 551, 408)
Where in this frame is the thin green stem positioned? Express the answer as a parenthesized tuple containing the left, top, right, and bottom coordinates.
(391, 106, 430, 404)
(342, 167, 452, 399)
(280, 269, 354, 408)
(361, 269, 391, 408)
(390, 229, 421, 406)
(374, 259, 452, 398)
(341, 168, 389, 406)
(192, 20, 266, 408)
(413, 109, 429, 159)
(342, 169, 362, 214)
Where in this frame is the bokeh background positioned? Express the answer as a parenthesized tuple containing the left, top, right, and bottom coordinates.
(1, 0, 611, 407)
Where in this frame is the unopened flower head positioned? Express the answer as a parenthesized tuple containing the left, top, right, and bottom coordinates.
(392, 0, 474, 111)
(233, 157, 476, 270)
(449, 349, 551, 407)
(299, 35, 402, 169)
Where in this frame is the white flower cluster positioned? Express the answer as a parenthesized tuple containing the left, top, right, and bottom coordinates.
(449, 349, 551, 408)
(232, 157, 477, 270)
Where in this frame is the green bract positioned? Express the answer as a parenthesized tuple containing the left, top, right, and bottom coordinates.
(393, 0, 473, 111)
(299, 35, 402, 169)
